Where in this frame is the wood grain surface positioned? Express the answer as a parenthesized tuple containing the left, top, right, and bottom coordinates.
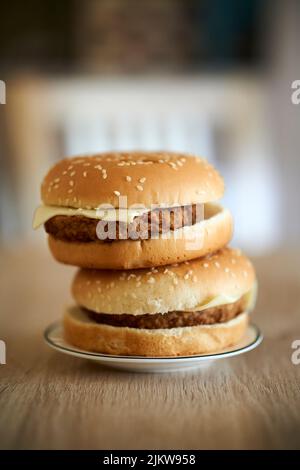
(0, 244, 300, 449)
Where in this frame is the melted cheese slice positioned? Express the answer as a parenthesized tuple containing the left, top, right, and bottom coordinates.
(33, 205, 150, 229)
(184, 282, 257, 313)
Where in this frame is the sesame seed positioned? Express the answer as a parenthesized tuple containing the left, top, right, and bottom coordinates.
(110, 281, 115, 287)
(127, 274, 136, 280)
(69, 180, 74, 186)
(70, 171, 76, 177)
(173, 278, 178, 285)
(102, 174, 107, 179)
(225, 267, 230, 273)
(94, 164, 102, 170)
(131, 293, 137, 299)
(215, 262, 220, 268)
(147, 277, 155, 284)
(158, 159, 165, 163)
(83, 162, 90, 167)
(231, 258, 237, 264)
(187, 269, 193, 275)
(203, 263, 209, 268)
(136, 281, 141, 287)
(139, 177, 146, 183)
(67, 189, 73, 194)
(54, 178, 60, 183)
(97, 287, 102, 293)
(164, 268, 169, 274)
(62, 171, 67, 175)
(114, 191, 120, 196)
(184, 274, 189, 280)
(68, 165, 74, 170)
(136, 185, 143, 191)
(169, 162, 178, 170)
(53, 184, 59, 189)
(184, 261, 190, 265)
(83, 171, 87, 177)
(126, 176, 132, 182)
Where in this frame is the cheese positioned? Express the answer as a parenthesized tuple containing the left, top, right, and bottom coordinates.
(33, 202, 207, 229)
(184, 282, 257, 313)
(33, 205, 150, 229)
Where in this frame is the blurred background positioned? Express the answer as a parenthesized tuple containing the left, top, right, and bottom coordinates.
(1, 0, 300, 255)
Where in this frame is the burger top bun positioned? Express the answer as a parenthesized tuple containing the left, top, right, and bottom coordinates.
(41, 151, 224, 209)
(72, 247, 256, 315)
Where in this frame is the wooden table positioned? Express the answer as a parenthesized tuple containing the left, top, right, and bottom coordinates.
(1, 244, 300, 449)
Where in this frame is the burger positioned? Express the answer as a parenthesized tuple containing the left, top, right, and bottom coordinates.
(64, 248, 257, 356)
(33, 151, 233, 270)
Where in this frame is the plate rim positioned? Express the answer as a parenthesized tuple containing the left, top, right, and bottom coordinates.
(44, 321, 263, 363)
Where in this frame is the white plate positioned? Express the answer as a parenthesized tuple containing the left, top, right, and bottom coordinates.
(44, 322, 263, 373)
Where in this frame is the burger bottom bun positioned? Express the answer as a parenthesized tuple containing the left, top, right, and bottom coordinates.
(48, 204, 232, 269)
(64, 307, 249, 357)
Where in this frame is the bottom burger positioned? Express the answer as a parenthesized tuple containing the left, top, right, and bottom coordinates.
(64, 248, 257, 357)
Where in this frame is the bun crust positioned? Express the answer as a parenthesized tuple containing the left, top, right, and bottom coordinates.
(63, 307, 249, 356)
(41, 151, 224, 209)
(72, 247, 256, 315)
(48, 204, 233, 269)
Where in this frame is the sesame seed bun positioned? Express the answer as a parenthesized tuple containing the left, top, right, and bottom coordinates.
(63, 308, 249, 357)
(48, 204, 233, 269)
(41, 151, 224, 208)
(71, 247, 256, 315)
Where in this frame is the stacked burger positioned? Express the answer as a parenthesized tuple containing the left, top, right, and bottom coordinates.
(34, 151, 257, 356)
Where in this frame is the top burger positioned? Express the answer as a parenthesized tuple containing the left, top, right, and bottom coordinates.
(33, 151, 233, 269)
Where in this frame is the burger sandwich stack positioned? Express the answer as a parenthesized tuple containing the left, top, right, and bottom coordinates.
(34, 151, 257, 356)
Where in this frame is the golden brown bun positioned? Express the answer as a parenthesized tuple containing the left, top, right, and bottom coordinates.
(64, 308, 249, 356)
(48, 204, 233, 270)
(72, 247, 256, 315)
(41, 151, 224, 208)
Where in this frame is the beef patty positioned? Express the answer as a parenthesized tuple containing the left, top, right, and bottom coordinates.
(84, 296, 246, 329)
(44, 204, 203, 242)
